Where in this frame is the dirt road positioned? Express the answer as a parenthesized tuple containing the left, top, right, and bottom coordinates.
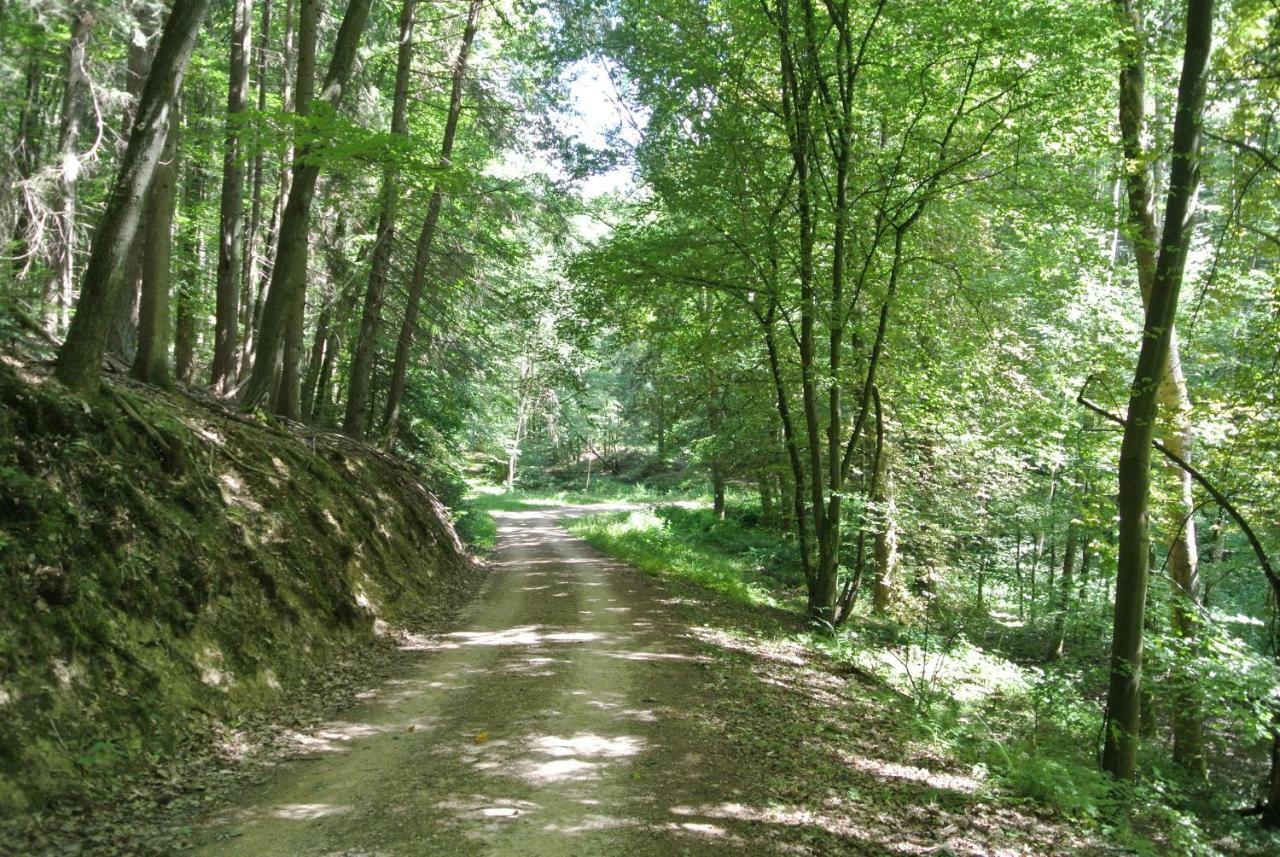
(194, 506, 768, 856)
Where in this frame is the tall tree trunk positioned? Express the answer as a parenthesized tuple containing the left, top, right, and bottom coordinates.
(45, 9, 94, 336)
(871, 440, 898, 616)
(343, 0, 416, 439)
(55, 0, 211, 392)
(758, 472, 776, 528)
(1102, 0, 1214, 781)
(273, 0, 319, 419)
(107, 5, 159, 362)
(10, 54, 43, 284)
(241, 0, 374, 411)
(313, 329, 340, 423)
(1114, 0, 1206, 779)
(301, 305, 329, 419)
(131, 105, 178, 385)
(237, 0, 271, 381)
(242, 0, 289, 376)
(1049, 520, 1080, 660)
(381, 0, 481, 445)
(709, 401, 726, 519)
(173, 146, 205, 384)
(211, 0, 252, 392)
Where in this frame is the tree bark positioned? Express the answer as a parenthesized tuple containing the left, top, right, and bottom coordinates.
(240, 0, 374, 411)
(1114, 0, 1206, 779)
(131, 105, 178, 385)
(242, 0, 290, 377)
(9, 54, 43, 284)
(273, 0, 319, 419)
(301, 305, 330, 419)
(211, 0, 252, 392)
(1102, 0, 1214, 782)
(1049, 520, 1079, 660)
(55, 0, 210, 391)
(45, 9, 94, 336)
(381, 0, 481, 445)
(871, 434, 898, 616)
(107, 11, 156, 362)
(174, 147, 206, 384)
(343, 0, 416, 438)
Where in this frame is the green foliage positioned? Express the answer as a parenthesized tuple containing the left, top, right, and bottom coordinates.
(568, 505, 790, 609)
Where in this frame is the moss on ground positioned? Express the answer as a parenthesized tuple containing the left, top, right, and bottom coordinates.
(0, 357, 477, 815)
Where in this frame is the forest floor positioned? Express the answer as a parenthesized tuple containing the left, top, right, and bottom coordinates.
(172, 502, 1106, 856)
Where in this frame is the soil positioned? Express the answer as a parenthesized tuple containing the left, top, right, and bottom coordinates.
(186, 506, 1106, 856)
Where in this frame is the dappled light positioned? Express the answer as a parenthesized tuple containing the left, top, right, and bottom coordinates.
(7, 0, 1280, 850)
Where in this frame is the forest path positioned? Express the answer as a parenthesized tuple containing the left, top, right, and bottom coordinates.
(192, 504, 768, 856)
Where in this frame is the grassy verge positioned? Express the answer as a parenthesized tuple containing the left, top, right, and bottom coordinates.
(559, 498, 1280, 855)
(566, 505, 801, 611)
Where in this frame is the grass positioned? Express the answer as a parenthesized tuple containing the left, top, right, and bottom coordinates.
(567, 506, 794, 610)
(546, 490, 1280, 853)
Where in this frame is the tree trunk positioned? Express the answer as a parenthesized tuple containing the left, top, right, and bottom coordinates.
(1114, 0, 1206, 779)
(273, 0, 319, 420)
(1015, 531, 1024, 620)
(313, 329, 340, 424)
(758, 472, 776, 528)
(301, 305, 330, 419)
(211, 0, 251, 392)
(871, 440, 898, 616)
(45, 9, 94, 336)
(709, 401, 726, 519)
(343, 0, 416, 438)
(1049, 521, 1079, 660)
(240, 0, 374, 411)
(173, 277, 198, 383)
(131, 105, 178, 385)
(243, 0, 292, 376)
(107, 11, 156, 362)
(55, 0, 211, 392)
(1102, 0, 1214, 781)
(382, 0, 481, 445)
(237, 0, 272, 380)
(10, 54, 43, 284)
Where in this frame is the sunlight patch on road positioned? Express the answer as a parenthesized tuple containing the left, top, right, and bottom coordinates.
(271, 803, 348, 820)
(281, 719, 399, 754)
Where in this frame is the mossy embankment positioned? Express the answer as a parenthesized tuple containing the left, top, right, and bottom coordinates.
(0, 353, 479, 816)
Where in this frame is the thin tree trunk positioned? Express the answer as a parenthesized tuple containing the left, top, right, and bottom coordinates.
(871, 493, 899, 617)
(343, 0, 416, 438)
(1114, 0, 1206, 779)
(45, 9, 94, 336)
(1015, 531, 1024, 619)
(237, 0, 271, 380)
(871, 434, 898, 616)
(173, 147, 205, 384)
(107, 5, 161, 362)
(55, 0, 211, 391)
(131, 104, 178, 385)
(273, 0, 319, 419)
(244, 0, 292, 376)
(302, 305, 330, 418)
(211, 0, 251, 392)
(1049, 521, 1079, 660)
(313, 329, 340, 423)
(1102, 0, 1214, 781)
(240, 0, 374, 410)
(381, 0, 481, 445)
(10, 55, 43, 284)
